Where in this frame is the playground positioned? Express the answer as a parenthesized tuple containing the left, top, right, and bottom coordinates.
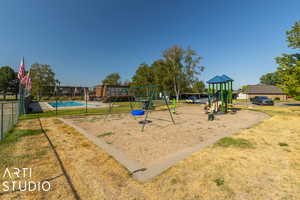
(62, 105, 268, 171)
(58, 76, 271, 180)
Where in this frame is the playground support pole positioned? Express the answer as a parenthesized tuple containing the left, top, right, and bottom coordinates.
(225, 82, 228, 112)
(55, 89, 58, 116)
(208, 84, 211, 106)
(230, 81, 233, 103)
(163, 92, 175, 125)
(220, 83, 224, 112)
(85, 95, 87, 113)
(141, 89, 155, 132)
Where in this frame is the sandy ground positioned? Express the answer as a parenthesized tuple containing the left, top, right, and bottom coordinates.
(64, 106, 268, 166)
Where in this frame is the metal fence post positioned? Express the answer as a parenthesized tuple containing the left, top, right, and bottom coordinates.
(12, 102, 14, 124)
(1, 104, 3, 140)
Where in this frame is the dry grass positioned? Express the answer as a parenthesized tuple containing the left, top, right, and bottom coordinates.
(0, 119, 72, 200)
(1, 106, 299, 200)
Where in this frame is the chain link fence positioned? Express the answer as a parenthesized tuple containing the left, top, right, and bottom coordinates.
(0, 101, 19, 140)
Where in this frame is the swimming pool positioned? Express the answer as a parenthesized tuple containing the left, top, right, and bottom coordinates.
(48, 101, 100, 108)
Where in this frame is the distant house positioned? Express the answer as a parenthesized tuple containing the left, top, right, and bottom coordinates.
(244, 84, 287, 101)
(237, 91, 247, 100)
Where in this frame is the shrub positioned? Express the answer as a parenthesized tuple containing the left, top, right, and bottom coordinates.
(49, 96, 57, 101)
(214, 178, 224, 186)
(278, 142, 288, 147)
(40, 96, 50, 101)
(294, 96, 300, 101)
(59, 96, 69, 101)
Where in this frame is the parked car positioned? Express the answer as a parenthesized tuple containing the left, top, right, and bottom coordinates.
(185, 96, 207, 104)
(251, 96, 274, 105)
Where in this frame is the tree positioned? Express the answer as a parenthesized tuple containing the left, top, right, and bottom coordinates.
(191, 79, 205, 93)
(240, 85, 248, 92)
(152, 59, 174, 94)
(102, 73, 121, 85)
(287, 21, 300, 49)
(276, 53, 300, 97)
(260, 72, 280, 85)
(123, 79, 131, 86)
(30, 63, 56, 100)
(262, 21, 300, 99)
(0, 66, 16, 100)
(131, 63, 155, 87)
(159, 45, 204, 101)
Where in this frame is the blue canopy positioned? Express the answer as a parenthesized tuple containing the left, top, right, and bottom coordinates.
(221, 74, 234, 82)
(207, 74, 233, 84)
(206, 75, 226, 84)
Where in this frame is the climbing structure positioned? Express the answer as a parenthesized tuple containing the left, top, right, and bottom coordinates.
(207, 74, 234, 113)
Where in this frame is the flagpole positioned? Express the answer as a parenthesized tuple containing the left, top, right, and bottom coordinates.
(18, 78, 22, 115)
(55, 83, 58, 116)
(24, 68, 31, 114)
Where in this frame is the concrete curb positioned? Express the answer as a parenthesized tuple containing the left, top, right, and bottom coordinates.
(59, 118, 144, 172)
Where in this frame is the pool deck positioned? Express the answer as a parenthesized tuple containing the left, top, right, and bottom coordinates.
(30, 101, 108, 112)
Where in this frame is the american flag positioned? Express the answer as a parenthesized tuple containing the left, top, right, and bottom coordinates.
(17, 57, 26, 80)
(21, 71, 32, 90)
(26, 75, 32, 90)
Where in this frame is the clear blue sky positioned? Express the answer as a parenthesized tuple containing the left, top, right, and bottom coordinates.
(0, 0, 299, 88)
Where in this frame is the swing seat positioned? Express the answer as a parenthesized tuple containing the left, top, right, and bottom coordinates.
(131, 110, 145, 116)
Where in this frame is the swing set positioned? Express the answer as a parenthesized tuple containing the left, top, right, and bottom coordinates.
(105, 85, 175, 131)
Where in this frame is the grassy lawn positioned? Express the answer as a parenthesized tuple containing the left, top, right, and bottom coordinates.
(1, 105, 299, 199)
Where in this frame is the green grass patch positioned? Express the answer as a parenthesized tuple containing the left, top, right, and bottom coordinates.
(0, 128, 44, 168)
(97, 132, 114, 138)
(214, 137, 254, 148)
(278, 142, 288, 147)
(0, 153, 32, 168)
(0, 129, 43, 145)
(214, 178, 225, 186)
(35, 149, 48, 158)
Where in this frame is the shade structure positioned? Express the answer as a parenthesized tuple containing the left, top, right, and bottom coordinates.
(207, 75, 233, 84)
(220, 74, 234, 82)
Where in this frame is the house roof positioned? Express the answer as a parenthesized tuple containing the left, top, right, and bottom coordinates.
(94, 84, 129, 88)
(244, 84, 285, 94)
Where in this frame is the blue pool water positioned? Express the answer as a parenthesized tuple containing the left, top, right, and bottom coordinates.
(48, 101, 97, 108)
